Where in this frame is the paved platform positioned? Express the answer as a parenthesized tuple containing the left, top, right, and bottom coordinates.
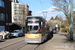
(43, 32, 75, 50)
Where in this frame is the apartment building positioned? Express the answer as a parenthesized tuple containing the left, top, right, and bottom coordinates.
(12, 0, 19, 3)
(11, 2, 29, 26)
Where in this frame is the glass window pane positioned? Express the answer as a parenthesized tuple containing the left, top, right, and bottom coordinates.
(14, 10, 19, 15)
(0, 26, 5, 32)
(14, 16, 17, 21)
(19, 10, 22, 15)
(14, 10, 16, 15)
(0, 13, 5, 21)
(16, 4, 19, 7)
(19, 5, 21, 9)
(17, 16, 19, 20)
(0, 0, 4, 7)
(0, 0, 1, 6)
(14, 4, 20, 9)
(14, 4, 16, 7)
(2, 1, 4, 7)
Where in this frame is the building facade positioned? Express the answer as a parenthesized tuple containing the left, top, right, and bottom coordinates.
(12, 0, 19, 3)
(0, 0, 30, 32)
(11, 2, 29, 26)
(0, 0, 12, 32)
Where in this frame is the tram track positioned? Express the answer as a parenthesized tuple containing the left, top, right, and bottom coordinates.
(34, 44, 40, 50)
(18, 43, 41, 50)
(0, 37, 24, 44)
(0, 40, 25, 50)
(17, 43, 28, 50)
(0, 37, 42, 50)
(0, 41, 41, 50)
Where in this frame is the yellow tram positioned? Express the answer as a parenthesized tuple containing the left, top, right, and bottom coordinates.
(25, 16, 47, 43)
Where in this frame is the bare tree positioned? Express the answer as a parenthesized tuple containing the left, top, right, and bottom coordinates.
(58, 15, 63, 21)
(51, 0, 75, 40)
(51, 0, 75, 24)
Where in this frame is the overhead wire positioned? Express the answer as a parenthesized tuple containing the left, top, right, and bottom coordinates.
(39, 0, 45, 17)
(39, 0, 44, 10)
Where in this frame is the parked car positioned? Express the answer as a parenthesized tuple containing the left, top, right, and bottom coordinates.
(11, 30, 23, 37)
(53, 29, 57, 34)
(49, 27, 54, 33)
(0, 31, 11, 40)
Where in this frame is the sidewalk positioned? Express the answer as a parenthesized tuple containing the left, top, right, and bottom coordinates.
(43, 32, 75, 50)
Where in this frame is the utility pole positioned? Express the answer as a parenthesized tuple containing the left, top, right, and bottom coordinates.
(56, 16, 58, 31)
(60, 21, 61, 32)
(57, 17, 58, 31)
(69, 0, 73, 41)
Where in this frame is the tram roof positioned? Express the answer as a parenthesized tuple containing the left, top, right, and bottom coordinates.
(27, 16, 46, 21)
(27, 16, 43, 18)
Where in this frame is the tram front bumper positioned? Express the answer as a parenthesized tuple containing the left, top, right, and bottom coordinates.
(25, 37, 43, 43)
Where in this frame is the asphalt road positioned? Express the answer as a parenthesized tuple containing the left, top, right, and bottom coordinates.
(0, 36, 49, 50)
(0, 32, 53, 50)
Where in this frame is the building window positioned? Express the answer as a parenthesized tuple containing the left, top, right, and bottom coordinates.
(14, 10, 23, 15)
(16, 16, 19, 20)
(14, 16, 19, 21)
(19, 10, 23, 15)
(14, 4, 23, 9)
(14, 17, 17, 21)
(0, 13, 5, 21)
(0, 0, 4, 7)
(14, 10, 25, 15)
(14, 4, 20, 9)
(0, 26, 5, 32)
(19, 5, 22, 9)
(14, 10, 20, 15)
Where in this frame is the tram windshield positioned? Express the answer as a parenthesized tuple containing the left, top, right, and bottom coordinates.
(27, 25, 40, 33)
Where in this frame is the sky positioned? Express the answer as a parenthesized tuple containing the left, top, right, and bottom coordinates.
(19, 0, 75, 21)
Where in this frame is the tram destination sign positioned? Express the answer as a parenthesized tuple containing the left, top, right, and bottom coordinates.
(28, 19, 39, 21)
